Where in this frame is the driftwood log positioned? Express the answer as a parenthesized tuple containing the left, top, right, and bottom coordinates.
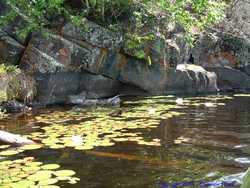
(0, 130, 35, 146)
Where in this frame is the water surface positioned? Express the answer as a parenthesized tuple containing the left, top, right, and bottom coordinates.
(1, 94, 250, 187)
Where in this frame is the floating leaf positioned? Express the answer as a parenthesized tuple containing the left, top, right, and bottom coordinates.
(38, 178, 58, 186)
(9, 180, 35, 188)
(41, 164, 60, 170)
(0, 150, 20, 156)
(20, 144, 42, 150)
(28, 170, 52, 181)
(0, 145, 10, 149)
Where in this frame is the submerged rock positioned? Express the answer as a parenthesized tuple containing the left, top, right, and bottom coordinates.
(67, 94, 121, 107)
(0, 100, 30, 113)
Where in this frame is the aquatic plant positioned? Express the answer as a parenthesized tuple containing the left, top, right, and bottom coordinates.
(0, 157, 79, 187)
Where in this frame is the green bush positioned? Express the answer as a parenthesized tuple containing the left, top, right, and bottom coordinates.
(1, 0, 228, 44)
(0, 64, 20, 74)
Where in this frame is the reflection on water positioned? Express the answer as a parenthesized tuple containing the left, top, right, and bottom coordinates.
(0, 94, 250, 187)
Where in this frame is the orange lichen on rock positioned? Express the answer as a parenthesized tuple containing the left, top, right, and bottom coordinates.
(207, 51, 238, 68)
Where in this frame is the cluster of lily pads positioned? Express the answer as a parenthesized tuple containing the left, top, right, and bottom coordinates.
(0, 157, 79, 187)
(30, 97, 186, 150)
(0, 94, 240, 187)
(26, 95, 235, 152)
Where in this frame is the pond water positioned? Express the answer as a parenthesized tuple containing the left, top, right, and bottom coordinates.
(1, 94, 250, 188)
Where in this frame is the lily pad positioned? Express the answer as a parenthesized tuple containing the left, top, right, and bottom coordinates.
(38, 178, 58, 186)
(0, 150, 20, 156)
(0, 145, 10, 149)
(9, 180, 35, 188)
(28, 170, 52, 181)
(20, 144, 42, 150)
(41, 164, 60, 170)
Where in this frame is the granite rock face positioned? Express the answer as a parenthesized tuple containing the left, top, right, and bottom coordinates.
(221, 0, 250, 38)
(19, 32, 122, 105)
(2, 0, 250, 106)
(190, 0, 250, 91)
(0, 30, 25, 65)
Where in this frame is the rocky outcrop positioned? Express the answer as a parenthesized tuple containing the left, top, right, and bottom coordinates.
(62, 21, 122, 50)
(190, 0, 250, 92)
(192, 32, 250, 91)
(19, 30, 218, 98)
(206, 67, 250, 91)
(0, 30, 25, 65)
(221, 0, 250, 38)
(19, 32, 122, 105)
(2, 0, 250, 107)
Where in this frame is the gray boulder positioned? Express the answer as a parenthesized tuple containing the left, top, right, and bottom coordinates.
(0, 30, 25, 65)
(20, 32, 103, 74)
(192, 32, 250, 69)
(20, 32, 122, 105)
(206, 67, 250, 91)
(62, 21, 122, 49)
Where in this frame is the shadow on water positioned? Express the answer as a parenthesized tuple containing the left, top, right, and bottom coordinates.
(1, 94, 250, 187)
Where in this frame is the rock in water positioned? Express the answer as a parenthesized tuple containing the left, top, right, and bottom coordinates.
(108, 109, 122, 117)
(67, 94, 121, 107)
(1, 100, 30, 113)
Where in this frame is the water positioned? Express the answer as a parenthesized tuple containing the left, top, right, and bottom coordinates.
(1, 94, 250, 187)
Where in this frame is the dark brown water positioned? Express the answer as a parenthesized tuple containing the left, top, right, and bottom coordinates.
(1, 94, 250, 188)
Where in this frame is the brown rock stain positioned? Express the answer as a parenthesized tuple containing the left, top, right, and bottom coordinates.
(95, 48, 108, 72)
(116, 53, 128, 70)
(58, 48, 71, 65)
(208, 51, 238, 67)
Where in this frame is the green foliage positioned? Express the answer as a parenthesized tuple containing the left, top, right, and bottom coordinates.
(1, 0, 228, 33)
(1, 0, 228, 53)
(0, 64, 20, 74)
(125, 33, 155, 60)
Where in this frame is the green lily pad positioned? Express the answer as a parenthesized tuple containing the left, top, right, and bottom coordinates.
(41, 164, 60, 170)
(0, 145, 10, 149)
(20, 144, 42, 150)
(39, 186, 60, 188)
(0, 150, 20, 156)
(28, 170, 52, 181)
(22, 166, 41, 172)
(9, 180, 35, 188)
(38, 178, 58, 186)
(26, 162, 43, 167)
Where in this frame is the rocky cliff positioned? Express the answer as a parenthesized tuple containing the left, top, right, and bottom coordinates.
(1, 0, 250, 106)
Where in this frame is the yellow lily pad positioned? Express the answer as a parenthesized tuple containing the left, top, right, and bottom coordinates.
(41, 164, 60, 170)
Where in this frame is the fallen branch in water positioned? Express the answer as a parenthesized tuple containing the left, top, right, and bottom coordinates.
(0, 130, 35, 146)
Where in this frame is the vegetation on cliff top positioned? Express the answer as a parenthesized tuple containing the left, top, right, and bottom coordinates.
(1, 0, 228, 44)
